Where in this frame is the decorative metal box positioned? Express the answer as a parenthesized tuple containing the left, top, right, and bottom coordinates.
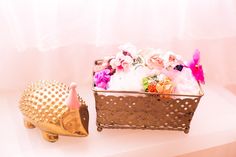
(93, 61, 204, 134)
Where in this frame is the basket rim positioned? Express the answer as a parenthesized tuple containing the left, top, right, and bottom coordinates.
(92, 87, 203, 98)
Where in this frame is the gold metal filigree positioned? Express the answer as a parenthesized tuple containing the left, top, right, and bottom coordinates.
(19, 80, 89, 142)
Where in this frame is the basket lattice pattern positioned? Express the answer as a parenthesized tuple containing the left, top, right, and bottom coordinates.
(94, 93, 201, 133)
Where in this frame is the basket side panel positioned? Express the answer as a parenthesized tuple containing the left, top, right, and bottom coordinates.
(94, 93, 201, 132)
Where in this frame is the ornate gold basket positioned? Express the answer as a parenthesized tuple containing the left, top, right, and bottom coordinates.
(93, 61, 204, 134)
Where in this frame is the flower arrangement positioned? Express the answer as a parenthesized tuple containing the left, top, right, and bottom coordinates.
(93, 44, 205, 95)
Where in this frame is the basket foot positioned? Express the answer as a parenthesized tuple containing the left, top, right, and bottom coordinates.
(184, 127, 190, 134)
(24, 119, 35, 129)
(42, 131, 59, 143)
(97, 126, 103, 132)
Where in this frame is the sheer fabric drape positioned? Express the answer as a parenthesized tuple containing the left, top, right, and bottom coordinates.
(0, 0, 236, 91)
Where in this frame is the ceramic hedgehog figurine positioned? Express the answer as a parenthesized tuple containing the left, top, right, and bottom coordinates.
(19, 80, 89, 142)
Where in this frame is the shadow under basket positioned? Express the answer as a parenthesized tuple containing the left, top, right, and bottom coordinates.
(92, 61, 204, 134)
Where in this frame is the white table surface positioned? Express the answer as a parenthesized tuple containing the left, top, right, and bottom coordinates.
(1, 84, 236, 157)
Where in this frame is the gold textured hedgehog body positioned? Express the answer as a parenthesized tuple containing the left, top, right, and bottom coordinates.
(19, 80, 89, 142)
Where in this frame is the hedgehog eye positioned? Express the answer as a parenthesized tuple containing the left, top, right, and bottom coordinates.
(67, 122, 72, 127)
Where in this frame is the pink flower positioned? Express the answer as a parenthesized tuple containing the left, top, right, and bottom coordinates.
(110, 55, 133, 72)
(188, 49, 205, 84)
(146, 54, 164, 70)
(169, 54, 176, 62)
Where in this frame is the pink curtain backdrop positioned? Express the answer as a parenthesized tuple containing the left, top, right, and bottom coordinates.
(1, 1, 236, 157)
(0, 0, 236, 91)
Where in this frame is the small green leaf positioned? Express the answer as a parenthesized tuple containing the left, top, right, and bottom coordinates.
(142, 77, 149, 91)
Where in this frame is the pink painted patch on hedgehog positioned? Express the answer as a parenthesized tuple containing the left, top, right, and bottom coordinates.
(65, 82, 81, 110)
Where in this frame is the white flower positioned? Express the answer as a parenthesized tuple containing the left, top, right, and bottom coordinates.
(108, 66, 149, 91)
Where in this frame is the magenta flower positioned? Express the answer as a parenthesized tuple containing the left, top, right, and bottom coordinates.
(188, 49, 205, 84)
(94, 69, 111, 89)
